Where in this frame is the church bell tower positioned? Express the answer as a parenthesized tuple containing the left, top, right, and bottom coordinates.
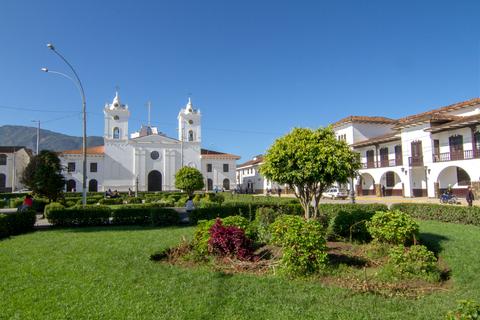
(104, 91, 130, 141)
(178, 98, 201, 143)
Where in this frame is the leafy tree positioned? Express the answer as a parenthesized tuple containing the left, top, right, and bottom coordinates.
(174, 167, 205, 196)
(21, 150, 65, 202)
(260, 127, 360, 219)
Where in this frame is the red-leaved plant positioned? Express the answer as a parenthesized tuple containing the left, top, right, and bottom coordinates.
(208, 218, 253, 260)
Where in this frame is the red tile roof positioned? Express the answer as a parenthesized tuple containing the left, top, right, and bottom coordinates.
(60, 146, 105, 155)
(425, 114, 480, 133)
(395, 98, 480, 127)
(237, 155, 264, 168)
(351, 132, 401, 148)
(201, 148, 240, 160)
(332, 116, 396, 128)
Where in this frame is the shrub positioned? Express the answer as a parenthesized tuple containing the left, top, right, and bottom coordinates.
(98, 198, 124, 205)
(386, 245, 439, 281)
(46, 205, 111, 226)
(204, 193, 225, 204)
(32, 198, 49, 212)
(44, 202, 65, 217)
(0, 210, 36, 238)
(0, 214, 9, 238)
(446, 300, 480, 320)
(222, 215, 256, 240)
(0, 199, 7, 209)
(192, 219, 217, 256)
(76, 198, 100, 205)
(208, 219, 253, 260)
(150, 208, 179, 226)
(111, 207, 151, 225)
(366, 210, 419, 245)
(327, 210, 373, 242)
(270, 215, 328, 276)
(9, 198, 23, 209)
(318, 203, 388, 221)
(391, 203, 480, 226)
(126, 197, 143, 204)
(254, 207, 282, 243)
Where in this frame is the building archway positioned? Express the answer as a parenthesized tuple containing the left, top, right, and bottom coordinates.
(358, 173, 375, 195)
(223, 178, 230, 191)
(207, 178, 213, 191)
(88, 179, 98, 192)
(436, 166, 471, 197)
(0, 173, 6, 191)
(66, 179, 76, 192)
(148, 170, 162, 192)
(380, 171, 403, 196)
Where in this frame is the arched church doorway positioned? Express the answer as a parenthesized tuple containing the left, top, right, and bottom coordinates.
(148, 170, 162, 192)
(88, 179, 98, 192)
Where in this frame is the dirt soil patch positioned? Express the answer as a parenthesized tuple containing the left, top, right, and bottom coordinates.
(151, 240, 451, 298)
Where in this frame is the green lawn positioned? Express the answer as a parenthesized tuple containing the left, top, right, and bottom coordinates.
(0, 221, 479, 319)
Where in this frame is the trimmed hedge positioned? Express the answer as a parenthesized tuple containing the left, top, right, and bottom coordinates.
(0, 209, 36, 239)
(189, 202, 304, 224)
(390, 203, 480, 226)
(46, 205, 111, 227)
(46, 204, 179, 227)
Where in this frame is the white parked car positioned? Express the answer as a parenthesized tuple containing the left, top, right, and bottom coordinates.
(322, 187, 348, 200)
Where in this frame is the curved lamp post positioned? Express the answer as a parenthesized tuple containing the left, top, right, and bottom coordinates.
(42, 43, 87, 207)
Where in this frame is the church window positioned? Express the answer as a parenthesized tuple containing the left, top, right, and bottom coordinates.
(67, 162, 75, 172)
(150, 151, 160, 160)
(188, 119, 194, 125)
(0, 154, 6, 165)
(113, 115, 119, 120)
(113, 127, 120, 139)
(223, 164, 229, 172)
(188, 130, 194, 142)
(90, 162, 97, 172)
(207, 164, 212, 172)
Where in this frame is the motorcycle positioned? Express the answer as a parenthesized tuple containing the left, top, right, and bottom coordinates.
(439, 193, 458, 204)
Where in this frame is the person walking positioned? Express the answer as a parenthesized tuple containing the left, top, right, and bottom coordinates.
(466, 186, 475, 207)
(20, 194, 33, 212)
(185, 196, 195, 214)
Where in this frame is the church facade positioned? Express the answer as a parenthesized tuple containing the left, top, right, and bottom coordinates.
(59, 93, 240, 193)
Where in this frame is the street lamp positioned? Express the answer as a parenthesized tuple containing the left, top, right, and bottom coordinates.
(42, 43, 87, 207)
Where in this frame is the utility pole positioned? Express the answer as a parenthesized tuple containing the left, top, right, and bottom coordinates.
(31, 120, 41, 154)
(11, 147, 16, 192)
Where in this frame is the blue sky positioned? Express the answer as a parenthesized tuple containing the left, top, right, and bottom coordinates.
(0, 0, 479, 161)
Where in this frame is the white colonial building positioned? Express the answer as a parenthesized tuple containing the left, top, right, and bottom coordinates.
(59, 93, 240, 193)
(0, 146, 32, 192)
(235, 97, 480, 199)
(333, 98, 480, 198)
(236, 155, 288, 194)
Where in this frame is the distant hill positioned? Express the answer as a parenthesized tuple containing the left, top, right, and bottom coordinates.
(0, 125, 104, 152)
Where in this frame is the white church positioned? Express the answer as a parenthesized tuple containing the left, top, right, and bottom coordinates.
(59, 92, 240, 193)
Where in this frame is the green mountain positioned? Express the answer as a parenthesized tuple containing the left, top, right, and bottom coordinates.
(0, 125, 104, 152)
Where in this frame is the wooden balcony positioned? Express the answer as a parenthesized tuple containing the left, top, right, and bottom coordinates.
(408, 156, 423, 166)
(433, 149, 480, 163)
(361, 159, 402, 169)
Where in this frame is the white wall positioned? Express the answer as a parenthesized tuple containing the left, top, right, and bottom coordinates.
(201, 158, 237, 190)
